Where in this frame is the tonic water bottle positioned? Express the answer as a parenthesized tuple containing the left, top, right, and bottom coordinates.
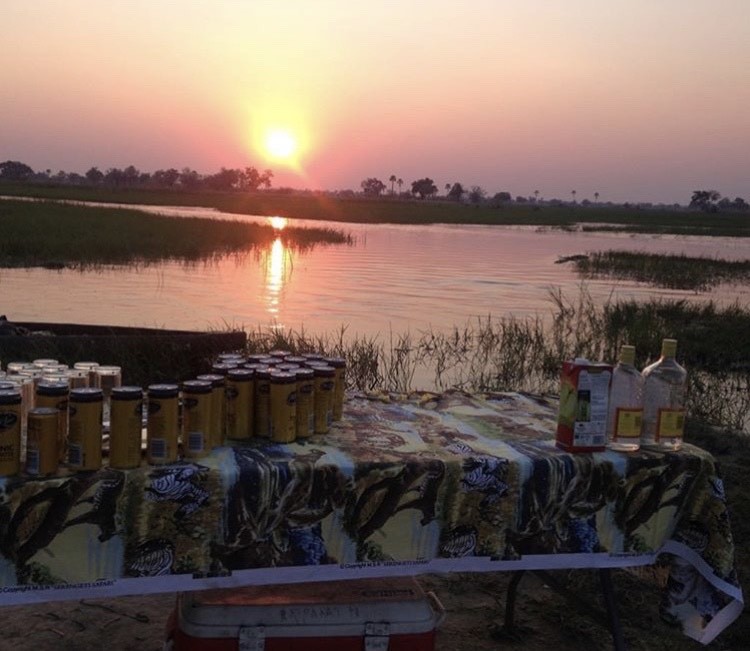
(607, 345, 643, 452)
(641, 339, 687, 450)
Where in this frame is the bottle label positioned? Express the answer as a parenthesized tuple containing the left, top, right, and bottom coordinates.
(656, 408, 686, 440)
(614, 408, 643, 439)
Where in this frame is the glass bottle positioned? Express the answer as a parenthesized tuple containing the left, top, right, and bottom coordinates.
(607, 345, 643, 452)
(641, 339, 687, 450)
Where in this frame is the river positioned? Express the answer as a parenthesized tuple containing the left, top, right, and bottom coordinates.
(1, 198, 748, 342)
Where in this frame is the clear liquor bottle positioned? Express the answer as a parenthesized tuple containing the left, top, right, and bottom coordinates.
(641, 339, 687, 451)
(607, 345, 643, 451)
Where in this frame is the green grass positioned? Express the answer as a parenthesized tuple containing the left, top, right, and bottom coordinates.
(4, 181, 750, 236)
(570, 250, 750, 291)
(0, 199, 351, 268)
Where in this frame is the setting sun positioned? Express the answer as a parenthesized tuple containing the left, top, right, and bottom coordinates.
(264, 129, 297, 162)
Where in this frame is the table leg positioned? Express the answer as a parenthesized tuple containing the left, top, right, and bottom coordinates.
(598, 568, 626, 651)
(504, 570, 526, 632)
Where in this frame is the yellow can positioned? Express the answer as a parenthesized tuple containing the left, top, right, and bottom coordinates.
(35, 381, 70, 463)
(254, 366, 272, 438)
(294, 368, 315, 439)
(182, 380, 212, 458)
(68, 388, 103, 471)
(26, 407, 59, 477)
(325, 357, 347, 420)
(312, 365, 335, 435)
(0, 390, 23, 477)
(196, 374, 224, 448)
(146, 384, 179, 465)
(226, 368, 254, 440)
(109, 386, 144, 469)
(270, 371, 297, 443)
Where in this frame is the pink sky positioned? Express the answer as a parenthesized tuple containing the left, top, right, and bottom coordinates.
(2, 0, 749, 203)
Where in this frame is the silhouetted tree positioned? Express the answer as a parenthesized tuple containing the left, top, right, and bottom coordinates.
(0, 160, 34, 181)
(361, 177, 386, 196)
(690, 190, 721, 212)
(179, 167, 201, 190)
(411, 178, 438, 199)
(152, 168, 180, 187)
(447, 183, 465, 201)
(85, 167, 104, 184)
(534, 189, 539, 201)
(594, 191, 599, 203)
(397, 178, 403, 194)
(571, 190, 577, 203)
(468, 185, 486, 204)
(389, 175, 397, 195)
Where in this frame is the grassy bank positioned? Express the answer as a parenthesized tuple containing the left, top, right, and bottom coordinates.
(240, 291, 750, 431)
(0, 199, 351, 268)
(570, 250, 750, 291)
(4, 182, 750, 236)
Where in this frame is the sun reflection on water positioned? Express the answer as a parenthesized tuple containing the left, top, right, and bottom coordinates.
(264, 237, 291, 316)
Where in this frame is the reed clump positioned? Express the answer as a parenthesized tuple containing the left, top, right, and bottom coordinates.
(0, 199, 351, 269)
(572, 250, 750, 291)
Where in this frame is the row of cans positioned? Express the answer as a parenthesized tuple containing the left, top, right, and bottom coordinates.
(0, 351, 346, 477)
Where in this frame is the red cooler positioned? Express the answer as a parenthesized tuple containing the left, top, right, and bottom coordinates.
(166, 577, 445, 651)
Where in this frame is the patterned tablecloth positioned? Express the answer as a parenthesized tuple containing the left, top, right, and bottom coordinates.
(0, 391, 743, 643)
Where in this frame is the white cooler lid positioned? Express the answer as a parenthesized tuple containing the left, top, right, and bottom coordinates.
(177, 577, 443, 639)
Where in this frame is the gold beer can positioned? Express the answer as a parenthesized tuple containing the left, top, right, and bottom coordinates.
(312, 365, 335, 435)
(294, 368, 315, 439)
(254, 366, 272, 438)
(226, 368, 254, 440)
(270, 371, 297, 443)
(36, 381, 70, 463)
(325, 357, 347, 420)
(196, 374, 224, 448)
(0, 390, 23, 477)
(146, 384, 179, 464)
(182, 380, 212, 458)
(26, 407, 59, 477)
(68, 388, 103, 471)
(109, 386, 144, 469)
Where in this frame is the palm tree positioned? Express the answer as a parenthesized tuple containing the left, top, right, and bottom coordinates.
(534, 190, 539, 202)
(389, 175, 397, 195)
(445, 183, 451, 195)
(571, 190, 577, 203)
(397, 178, 403, 194)
(594, 191, 600, 203)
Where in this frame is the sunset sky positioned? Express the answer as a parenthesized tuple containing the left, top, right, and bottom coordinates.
(2, 0, 749, 203)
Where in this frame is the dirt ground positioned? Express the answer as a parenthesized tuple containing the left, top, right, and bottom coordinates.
(2, 423, 748, 651)
(1, 567, 747, 651)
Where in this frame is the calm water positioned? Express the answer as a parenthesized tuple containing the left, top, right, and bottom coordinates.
(2, 199, 749, 341)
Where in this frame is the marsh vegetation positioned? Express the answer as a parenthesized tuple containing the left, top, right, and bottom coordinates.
(0, 199, 351, 269)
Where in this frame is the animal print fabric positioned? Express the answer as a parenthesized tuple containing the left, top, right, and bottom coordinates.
(0, 391, 742, 642)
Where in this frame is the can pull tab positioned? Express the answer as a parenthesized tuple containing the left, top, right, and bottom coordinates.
(239, 626, 265, 651)
(364, 622, 390, 651)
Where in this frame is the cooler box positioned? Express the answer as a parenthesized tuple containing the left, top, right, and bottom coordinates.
(166, 577, 445, 651)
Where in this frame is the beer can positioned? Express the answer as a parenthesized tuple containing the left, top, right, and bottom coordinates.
(226, 368, 254, 440)
(68, 387, 103, 471)
(254, 366, 272, 438)
(301, 353, 325, 363)
(294, 368, 315, 439)
(73, 361, 100, 386)
(32, 358, 59, 369)
(36, 381, 70, 463)
(182, 380, 212, 458)
(0, 390, 23, 476)
(325, 357, 347, 420)
(26, 407, 59, 477)
(284, 356, 307, 366)
(270, 371, 297, 444)
(276, 363, 301, 373)
(109, 386, 144, 469)
(196, 374, 225, 448)
(217, 353, 247, 365)
(146, 384, 179, 465)
(313, 365, 335, 435)
(211, 362, 238, 375)
(246, 353, 269, 365)
(268, 349, 293, 359)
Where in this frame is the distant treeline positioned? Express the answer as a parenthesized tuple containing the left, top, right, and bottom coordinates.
(0, 160, 274, 192)
(1, 159, 748, 213)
